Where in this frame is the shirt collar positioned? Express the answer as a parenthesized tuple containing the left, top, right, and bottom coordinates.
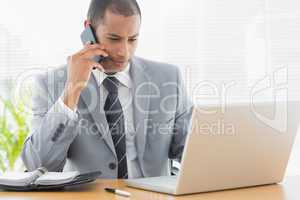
(92, 62, 132, 88)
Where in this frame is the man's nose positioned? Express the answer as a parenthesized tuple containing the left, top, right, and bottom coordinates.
(116, 41, 129, 58)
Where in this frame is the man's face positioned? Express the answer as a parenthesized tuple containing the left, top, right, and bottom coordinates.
(94, 10, 141, 73)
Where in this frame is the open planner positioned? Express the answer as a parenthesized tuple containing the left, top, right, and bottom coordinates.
(0, 167, 101, 191)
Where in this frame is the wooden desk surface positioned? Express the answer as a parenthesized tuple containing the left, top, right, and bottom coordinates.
(0, 176, 299, 200)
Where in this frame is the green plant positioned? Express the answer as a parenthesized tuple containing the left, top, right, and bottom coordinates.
(0, 96, 31, 172)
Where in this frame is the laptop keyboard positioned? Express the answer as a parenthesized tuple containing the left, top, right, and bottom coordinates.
(130, 176, 178, 188)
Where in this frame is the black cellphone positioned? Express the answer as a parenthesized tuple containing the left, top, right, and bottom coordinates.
(80, 24, 108, 64)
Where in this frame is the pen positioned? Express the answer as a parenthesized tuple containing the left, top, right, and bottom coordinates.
(105, 187, 131, 197)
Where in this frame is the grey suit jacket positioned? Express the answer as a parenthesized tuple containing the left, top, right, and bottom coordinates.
(21, 56, 193, 178)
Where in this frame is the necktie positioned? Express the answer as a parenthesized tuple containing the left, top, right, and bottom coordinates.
(103, 76, 128, 179)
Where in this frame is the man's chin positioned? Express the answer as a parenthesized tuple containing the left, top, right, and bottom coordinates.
(102, 61, 129, 74)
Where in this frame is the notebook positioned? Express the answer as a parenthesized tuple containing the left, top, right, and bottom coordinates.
(0, 167, 101, 191)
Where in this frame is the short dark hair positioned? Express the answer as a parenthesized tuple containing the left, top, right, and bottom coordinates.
(87, 0, 141, 27)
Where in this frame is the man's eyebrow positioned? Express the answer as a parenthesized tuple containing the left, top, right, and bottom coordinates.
(107, 33, 139, 38)
(129, 33, 139, 38)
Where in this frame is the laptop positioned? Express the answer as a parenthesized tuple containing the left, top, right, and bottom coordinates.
(125, 101, 300, 195)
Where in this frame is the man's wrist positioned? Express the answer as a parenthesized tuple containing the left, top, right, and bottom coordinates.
(62, 85, 81, 111)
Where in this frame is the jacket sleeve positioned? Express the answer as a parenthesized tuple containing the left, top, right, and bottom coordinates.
(168, 66, 194, 162)
(21, 74, 80, 172)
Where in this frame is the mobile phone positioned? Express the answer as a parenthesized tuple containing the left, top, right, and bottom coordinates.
(80, 24, 108, 63)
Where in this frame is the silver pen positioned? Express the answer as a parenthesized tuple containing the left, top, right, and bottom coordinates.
(105, 187, 131, 197)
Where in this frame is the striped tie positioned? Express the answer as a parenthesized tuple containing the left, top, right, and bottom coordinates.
(103, 76, 128, 179)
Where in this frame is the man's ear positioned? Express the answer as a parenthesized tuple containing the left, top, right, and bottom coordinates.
(84, 20, 91, 28)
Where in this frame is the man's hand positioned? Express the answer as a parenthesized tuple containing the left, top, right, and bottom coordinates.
(63, 42, 108, 110)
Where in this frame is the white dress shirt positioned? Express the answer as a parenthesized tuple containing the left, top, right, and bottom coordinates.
(58, 63, 142, 178)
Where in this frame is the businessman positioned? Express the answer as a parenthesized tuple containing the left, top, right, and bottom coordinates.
(21, 0, 193, 179)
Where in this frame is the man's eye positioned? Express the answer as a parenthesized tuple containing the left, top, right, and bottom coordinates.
(109, 38, 119, 41)
(129, 38, 137, 42)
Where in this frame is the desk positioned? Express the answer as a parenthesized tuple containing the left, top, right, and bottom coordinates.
(0, 176, 299, 200)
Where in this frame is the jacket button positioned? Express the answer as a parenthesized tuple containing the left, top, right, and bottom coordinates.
(51, 136, 57, 142)
(109, 163, 116, 170)
(59, 123, 65, 129)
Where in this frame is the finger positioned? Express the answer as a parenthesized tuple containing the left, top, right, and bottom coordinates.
(87, 60, 105, 72)
(83, 49, 109, 59)
(84, 42, 104, 50)
(84, 41, 92, 46)
(79, 44, 106, 56)
(83, 41, 98, 50)
(82, 42, 96, 53)
(67, 55, 76, 63)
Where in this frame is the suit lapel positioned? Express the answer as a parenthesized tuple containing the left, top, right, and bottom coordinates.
(130, 57, 152, 160)
(78, 74, 116, 157)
